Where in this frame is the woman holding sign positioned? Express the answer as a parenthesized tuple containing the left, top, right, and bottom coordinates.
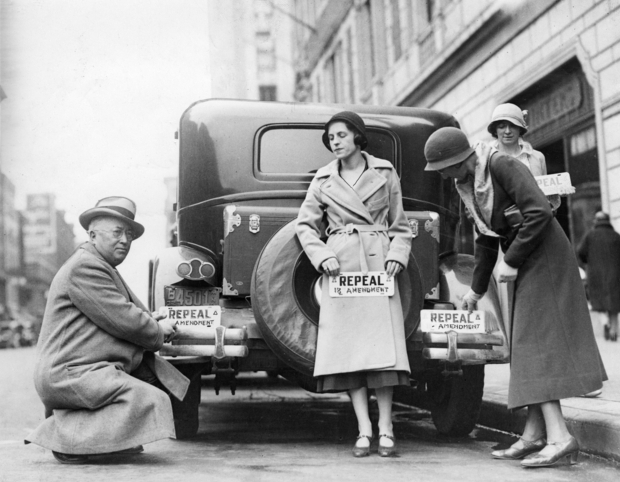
(296, 111, 412, 458)
(424, 127, 606, 469)
(487, 103, 561, 210)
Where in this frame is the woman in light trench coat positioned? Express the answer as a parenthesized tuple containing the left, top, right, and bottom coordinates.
(296, 112, 411, 458)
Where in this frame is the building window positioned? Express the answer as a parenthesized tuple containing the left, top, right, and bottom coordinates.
(259, 85, 277, 101)
(356, 0, 376, 94)
(387, 0, 402, 62)
(346, 28, 356, 103)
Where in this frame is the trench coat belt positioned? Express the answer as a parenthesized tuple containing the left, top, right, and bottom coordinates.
(330, 223, 387, 274)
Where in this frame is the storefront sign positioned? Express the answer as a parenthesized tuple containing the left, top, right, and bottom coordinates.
(525, 76, 582, 131)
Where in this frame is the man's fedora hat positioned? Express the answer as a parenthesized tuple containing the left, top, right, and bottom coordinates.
(424, 127, 474, 171)
(79, 196, 145, 239)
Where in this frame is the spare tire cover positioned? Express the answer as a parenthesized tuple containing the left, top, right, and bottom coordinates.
(251, 220, 425, 376)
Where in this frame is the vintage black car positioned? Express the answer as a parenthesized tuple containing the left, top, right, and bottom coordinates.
(149, 99, 509, 438)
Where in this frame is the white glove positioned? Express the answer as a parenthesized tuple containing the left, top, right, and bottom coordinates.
(462, 289, 483, 313)
(497, 259, 518, 283)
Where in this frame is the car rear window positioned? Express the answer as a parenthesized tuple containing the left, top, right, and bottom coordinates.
(257, 126, 397, 175)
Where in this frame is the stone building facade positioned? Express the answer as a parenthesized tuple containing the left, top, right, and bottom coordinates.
(291, 0, 620, 244)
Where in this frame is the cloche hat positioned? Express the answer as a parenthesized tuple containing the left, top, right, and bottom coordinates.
(322, 111, 368, 151)
(487, 103, 528, 135)
(424, 127, 474, 171)
(79, 196, 145, 239)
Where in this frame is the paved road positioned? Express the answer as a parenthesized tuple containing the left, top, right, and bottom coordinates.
(1, 347, 619, 482)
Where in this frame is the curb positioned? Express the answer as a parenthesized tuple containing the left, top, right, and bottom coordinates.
(478, 393, 620, 463)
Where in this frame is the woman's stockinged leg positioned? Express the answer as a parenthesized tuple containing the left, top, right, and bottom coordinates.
(540, 400, 572, 444)
(375, 386, 394, 447)
(349, 387, 372, 447)
(521, 404, 546, 441)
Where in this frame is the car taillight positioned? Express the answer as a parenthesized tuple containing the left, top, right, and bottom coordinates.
(176, 258, 216, 281)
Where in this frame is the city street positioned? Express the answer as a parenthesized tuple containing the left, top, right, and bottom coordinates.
(1, 347, 618, 482)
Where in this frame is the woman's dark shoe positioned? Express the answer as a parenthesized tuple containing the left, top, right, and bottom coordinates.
(611, 332, 618, 342)
(521, 436, 579, 468)
(352, 435, 373, 458)
(604, 324, 610, 340)
(378, 434, 396, 457)
(492, 436, 546, 460)
(52, 451, 90, 464)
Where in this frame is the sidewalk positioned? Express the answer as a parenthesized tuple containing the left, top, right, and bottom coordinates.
(480, 310, 620, 462)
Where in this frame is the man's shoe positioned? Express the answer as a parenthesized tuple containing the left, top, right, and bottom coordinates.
(52, 451, 90, 464)
(110, 445, 144, 455)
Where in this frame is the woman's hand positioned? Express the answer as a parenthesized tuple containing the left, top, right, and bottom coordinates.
(322, 257, 341, 276)
(385, 261, 403, 277)
(497, 259, 518, 282)
(462, 289, 483, 313)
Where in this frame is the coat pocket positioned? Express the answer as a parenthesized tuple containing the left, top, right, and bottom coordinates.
(66, 363, 127, 410)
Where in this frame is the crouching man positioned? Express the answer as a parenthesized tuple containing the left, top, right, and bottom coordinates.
(25, 196, 189, 464)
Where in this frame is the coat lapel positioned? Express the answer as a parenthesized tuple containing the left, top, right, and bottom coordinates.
(355, 168, 387, 203)
(318, 161, 374, 223)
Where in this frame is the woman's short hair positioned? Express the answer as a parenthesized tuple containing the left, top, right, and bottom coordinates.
(322, 111, 368, 151)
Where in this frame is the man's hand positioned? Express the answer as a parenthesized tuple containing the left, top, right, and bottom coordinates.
(152, 310, 167, 322)
(462, 289, 483, 313)
(385, 261, 403, 277)
(159, 320, 177, 343)
(497, 259, 518, 283)
(322, 257, 341, 276)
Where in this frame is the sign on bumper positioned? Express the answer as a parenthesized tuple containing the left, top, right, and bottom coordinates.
(164, 306, 221, 328)
(420, 310, 486, 333)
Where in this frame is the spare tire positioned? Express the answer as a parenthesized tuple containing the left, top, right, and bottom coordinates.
(251, 220, 425, 377)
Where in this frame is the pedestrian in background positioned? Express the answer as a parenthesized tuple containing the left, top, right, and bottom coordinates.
(296, 112, 412, 458)
(578, 211, 620, 342)
(424, 127, 606, 468)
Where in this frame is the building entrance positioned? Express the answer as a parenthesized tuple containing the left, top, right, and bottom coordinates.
(511, 58, 601, 247)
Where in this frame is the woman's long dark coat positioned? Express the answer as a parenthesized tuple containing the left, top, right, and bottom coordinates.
(470, 155, 606, 409)
(577, 220, 620, 312)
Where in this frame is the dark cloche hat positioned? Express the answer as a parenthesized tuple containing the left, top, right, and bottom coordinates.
(322, 111, 368, 151)
(79, 196, 145, 239)
(424, 127, 474, 171)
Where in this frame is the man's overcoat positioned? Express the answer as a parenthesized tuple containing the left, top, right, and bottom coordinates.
(296, 153, 411, 377)
(577, 220, 620, 312)
(26, 242, 189, 454)
(470, 155, 606, 409)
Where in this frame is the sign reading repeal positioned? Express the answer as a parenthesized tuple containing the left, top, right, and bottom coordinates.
(329, 271, 394, 297)
(534, 172, 575, 196)
(420, 309, 486, 333)
(164, 305, 221, 328)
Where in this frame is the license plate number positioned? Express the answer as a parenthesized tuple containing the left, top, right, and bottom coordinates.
(164, 286, 219, 306)
(165, 306, 221, 328)
(420, 310, 486, 333)
(329, 271, 394, 297)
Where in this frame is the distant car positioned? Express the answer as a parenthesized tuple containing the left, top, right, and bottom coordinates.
(149, 99, 510, 438)
(0, 320, 21, 349)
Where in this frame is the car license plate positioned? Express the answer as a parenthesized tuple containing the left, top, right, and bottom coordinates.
(165, 306, 221, 328)
(420, 309, 486, 333)
(164, 286, 220, 306)
(328, 271, 394, 297)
